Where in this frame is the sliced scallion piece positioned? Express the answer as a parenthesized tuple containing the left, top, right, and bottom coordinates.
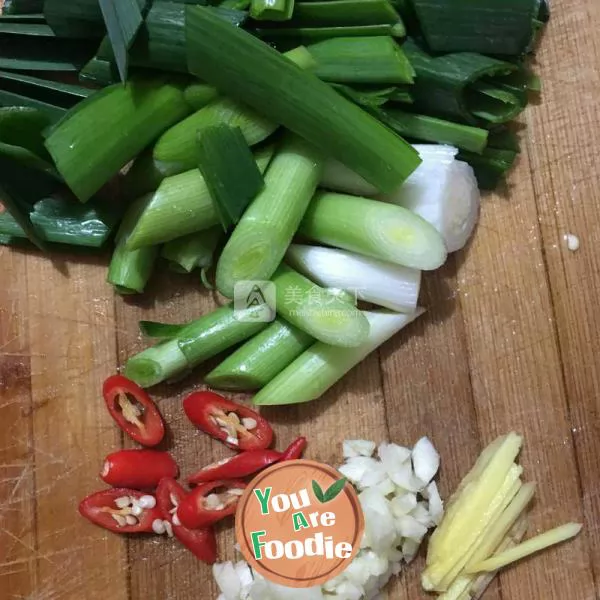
(0, 13, 45, 22)
(186, 5, 420, 193)
(153, 46, 313, 169)
(205, 318, 314, 391)
(403, 39, 526, 125)
(0, 89, 65, 121)
(270, 264, 370, 348)
(44, 0, 105, 39)
(412, 0, 541, 56)
(308, 36, 414, 84)
(332, 83, 397, 109)
(253, 309, 423, 405)
(153, 97, 277, 170)
(177, 305, 269, 370)
(161, 226, 222, 274)
(2, 0, 43, 15)
(126, 144, 274, 249)
(0, 70, 92, 110)
(183, 82, 218, 110)
(458, 147, 518, 190)
(97, 0, 145, 82)
(291, 0, 401, 26)
(377, 108, 488, 154)
(139, 321, 187, 340)
(287, 244, 421, 313)
(45, 78, 191, 202)
(215, 134, 323, 298)
(125, 304, 270, 388)
(196, 125, 265, 231)
(300, 191, 447, 270)
(121, 151, 186, 199)
(78, 56, 119, 87)
(0, 193, 122, 247)
(107, 197, 159, 295)
(97, 3, 248, 74)
(256, 24, 399, 44)
(251, 0, 294, 21)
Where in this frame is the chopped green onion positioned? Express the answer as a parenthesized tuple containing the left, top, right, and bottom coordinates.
(153, 47, 312, 170)
(287, 244, 421, 313)
(97, 0, 145, 82)
(107, 198, 159, 295)
(300, 191, 447, 270)
(458, 147, 518, 190)
(97, 3, 248, 74)
(403, 38, 526, 125)
(332, 83, 397, 108)
(126, 144, 274, 249)
(186, 5, 420, 193)
(308, 36, 414, 84)
(44, 0, 105, 39)
(161, 226, 222, 274)
(45, 78, 191, 202)
(2, 0, 43, 15)
(270, 264, 370, 348)
(177, 305, 269, 369)
(196, 124, 265, 231)
(139, 321, 187, 339)
(78, 56, 119, 86)
(411, 0, 540, 56)
(0, 88, 66, 121)
(377, 108, 488, 153)
(153, 97, 277, 171)
(256, 24, 399, 44)
(253, 309, 423, 405)
(205, 318, 313, 391)
(0, 193, 121, 247)
(125, 304, 268, 388)
(291, 0, 401, 26)
(0, 70, 93, 110)
(321, 158, 379, 197)
(121, 151, 186, 199)
(183, 82, 218, 110)
(0, 28, 95, 71)
(251, 0, 294, 21)
(215, 134, 323, 298)
(0, 13, 45, 22)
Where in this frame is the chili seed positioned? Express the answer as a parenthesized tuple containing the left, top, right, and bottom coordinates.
(114, 496, 132, 509)
(241, 417, 257, 430)
(138, 495, 157, 509)
(152, 519, 166, 534)
(125, 515, 138, 526)
(164, 520, 174, 538)
(112, 514, 128, 527)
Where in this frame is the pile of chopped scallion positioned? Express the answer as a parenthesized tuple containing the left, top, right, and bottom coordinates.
(0, 0, 548, 405)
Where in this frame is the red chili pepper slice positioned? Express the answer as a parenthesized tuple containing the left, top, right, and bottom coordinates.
(280, 437, 308, 461)
(101, 449, 179, 489)
(187, 449, 283, 485)
(103, 375, 165, 447)
(183, 391, 273, 451)
(177, 479, 247, 529)
(156, 478, 217, 564)
(79, 488, 162, 533)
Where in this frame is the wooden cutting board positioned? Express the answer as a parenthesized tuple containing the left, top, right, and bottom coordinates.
(1, 1, 599, 598)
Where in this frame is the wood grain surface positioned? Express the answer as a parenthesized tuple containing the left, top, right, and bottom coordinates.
(1, 1, 599, 598)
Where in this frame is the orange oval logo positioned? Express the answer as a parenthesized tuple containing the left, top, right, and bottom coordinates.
(235, 459, 364, 587)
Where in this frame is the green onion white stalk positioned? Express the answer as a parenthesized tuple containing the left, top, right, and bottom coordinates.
(253, 309, 424, 405)
(299, 191, 447, 270)
(271, 264, 370, 348)
(287, 244, 421, 313)
(216, 134, 323, 298)
(381, 145, 480, 253)
(321, 145, 480, 253)
(205, 318, 313, 391)
(125, 145, 274, 250)
(124, 304, 268, 388)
